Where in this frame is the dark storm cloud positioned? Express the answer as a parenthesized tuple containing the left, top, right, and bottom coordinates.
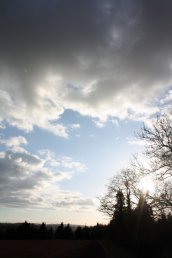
(0, 0, 102, 73)
(0, 0, 172, 128)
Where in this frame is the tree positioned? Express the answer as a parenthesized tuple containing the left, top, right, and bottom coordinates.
(55, 222, 65, 239)
(135, 194, 153, 222)
(99, 168, 141, 218)
(74, 225, 90, 239)
(138, 113, 172, 179)
(132, 194, 155, 256)
(63, 224, 73, 239)
(38, 222, 48, 239)
(137, 112, 172, 215)
(75, 226, 82, 239)
(151, 179, 172, 216)
(17, 221, 31, 239)
(113, 190, 125, 222)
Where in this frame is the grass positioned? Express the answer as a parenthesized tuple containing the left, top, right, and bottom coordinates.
(98, 239, 136, 258)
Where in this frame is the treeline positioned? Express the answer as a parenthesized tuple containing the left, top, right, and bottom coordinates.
(0, 221, 106, 240)
(107, 191, 172, 258)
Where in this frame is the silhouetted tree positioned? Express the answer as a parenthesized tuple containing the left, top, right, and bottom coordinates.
(99, 168, 141, 218)
(74, 225, 91, 239)
(38, 222, 48, 239)
(75, 226, 82, 239)
(138, 112, 172, 179)
(55, 222, 65, 239)
(63, 224, 73, 239)
(136, 113, 172, 216)
(108, 190, 128, 243)
(113, 190, 125, 222)
(132, 194, 155, 256)
(135, 193, 154, 222)
(48, 227, 53, 239)
(81, 226, 90, 239)
(17, 221, 31, 239)
(91, 223, 107, 239)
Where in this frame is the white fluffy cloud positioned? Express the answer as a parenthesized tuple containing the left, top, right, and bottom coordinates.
(0, 136, 27, 147)
(0, 0, 172, 135)
(0, 81, 68, 137)
(38, 149, 86, 172)
(0, 145, 90, 210)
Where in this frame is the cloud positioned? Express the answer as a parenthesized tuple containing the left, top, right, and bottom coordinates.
(55, 198, 94, 210)
(0, 120, 6, 129)
(0, 0, 172, 134)
(70, 123, 81, 129)
(38, 149, 86, 172)
(110, 118, 119, 126)
(126, 137, 146, 146)
(0, 136, 27, 147)
(0, 84, 68, 137)
(0, 147, 88, 209)
(160, 88, 172, 105)
(0, 136, 29, 153)
(93, 119, 105, 128)
(0, 151, 46, 192)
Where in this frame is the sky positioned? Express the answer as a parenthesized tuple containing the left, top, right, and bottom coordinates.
(0, 0, 172, 225)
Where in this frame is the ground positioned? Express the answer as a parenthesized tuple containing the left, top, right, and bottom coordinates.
(0, 239, 106, 258)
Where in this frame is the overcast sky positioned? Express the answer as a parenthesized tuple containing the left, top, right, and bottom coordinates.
(0, 0, 172, 225)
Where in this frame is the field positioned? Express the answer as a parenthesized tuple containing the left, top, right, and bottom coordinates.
(0, 239, 106, 258)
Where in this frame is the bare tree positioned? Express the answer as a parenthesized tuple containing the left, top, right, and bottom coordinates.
(138, 114, 172, 179)
(137, 112, 172, 215)
(99, 112, 172, 219)
(99, 168, 141, 219)
(151, 180, 172, 216)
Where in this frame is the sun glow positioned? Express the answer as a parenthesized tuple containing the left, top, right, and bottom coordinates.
(138, 176, 155, 194)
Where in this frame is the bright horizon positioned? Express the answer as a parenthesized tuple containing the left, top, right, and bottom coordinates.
(0, 0, 172, 226)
